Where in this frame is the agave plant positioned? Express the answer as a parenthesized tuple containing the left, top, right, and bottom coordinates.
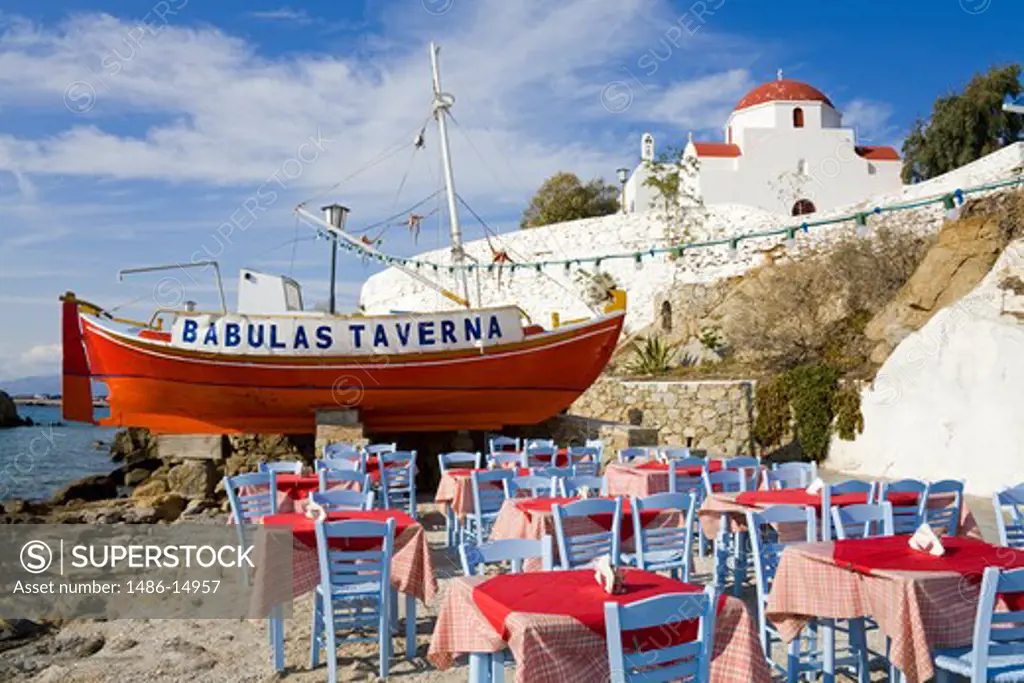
(625, 335, 677, 376)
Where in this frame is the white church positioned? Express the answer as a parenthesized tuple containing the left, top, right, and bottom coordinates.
(623, 72, 903, 217)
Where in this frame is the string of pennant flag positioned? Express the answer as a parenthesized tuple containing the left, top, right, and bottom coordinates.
(313, 175, 1024, 275)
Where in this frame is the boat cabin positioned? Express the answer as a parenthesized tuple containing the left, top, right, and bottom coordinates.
(237, 269, 304, 315)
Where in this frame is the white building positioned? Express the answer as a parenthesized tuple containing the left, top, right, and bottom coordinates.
(624, 72, 903, 217)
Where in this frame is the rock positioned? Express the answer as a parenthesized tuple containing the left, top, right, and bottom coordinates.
(166, 461, 216, 499)
(674, 338, 723, 367)
(107, 636, 138, 653)
(132, 478, 169, 499)
(2, 499, 29, 515)
(123, 468, 151, 487)
(151, 493, 186, 522)
(0, 390, 29, 428)
(0, 618, 48, 643)
(32, 665, 72, 683)
(49, 474, 118, 506)
(110, 427, 157, 464)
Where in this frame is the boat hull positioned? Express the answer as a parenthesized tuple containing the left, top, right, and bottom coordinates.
(70, 312, 623, 434)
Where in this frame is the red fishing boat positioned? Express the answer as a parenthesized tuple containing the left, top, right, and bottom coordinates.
(60, 43, 625, 435)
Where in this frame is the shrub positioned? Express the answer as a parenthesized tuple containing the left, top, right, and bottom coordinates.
(625, 336, 677, 376)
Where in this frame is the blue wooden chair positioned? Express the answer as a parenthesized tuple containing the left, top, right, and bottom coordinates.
(559, 475, 607, 497)
(933, 566, 1024, 682)
(661, 446, 692, 460)
(365, 443, 397, 456)
(505, 474, 556, 498)
(822, 480, 876, 540)
(309, 488, 374, 512)
(438, 451, 482, 547)
(488, 435, 520, 454)
(525, 438, 555, 450)
(466, 469, 514, 544)
(617, 447, 648, 464)
(831, 502, 895, 540)
(747, 505, 819, 683)
(584, 439, 605, 461)
(323, 442, 363, 459)
(623, 492, 696, 582)
(702, 468, 750, 496)
(604, 586, 718, 683)
(309, 518, 395, 681)
(994, 484, 1024, 549)
(924, 479, 964, 536)
(318, 469, 370, 494)
(486, 451, 523, 469)
(763, 469, 806, 490)
(878, 479, 927, 534)
(315, 456, 364, 473)
(703, 469, 750, 595)
(772, 461, 817, 482)
(259, 461, 304, 474)
(459, 536, 554, 576)
(224, 471, 277, 548)
(552, 498, 622, 569)
(378, 451, 416, 517)
(535, 466, 574, 479)
(568, 446, 601, 476)
(669, 460, 709, 556)
(724, 455, 761, 470)
(521, 445, 557, 470)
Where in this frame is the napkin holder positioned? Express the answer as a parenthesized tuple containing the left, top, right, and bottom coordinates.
(805, 477, 825, 495)
(908, 523, 945, 556)
(305, 501, 328, 522)
(594, 555, 624, 594)
(577, 486, 592, 500)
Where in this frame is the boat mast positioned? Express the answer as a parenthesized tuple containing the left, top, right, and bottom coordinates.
(429, 42, 471, 308)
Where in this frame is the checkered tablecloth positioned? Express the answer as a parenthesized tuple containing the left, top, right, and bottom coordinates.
(248, 512, 438, 618)
(766, 541, 989, 683)
(427, 574, 772, 683)
(434, 469, 527, 520)
(697, 491, 983, 540)
(604, 462, 671, 498)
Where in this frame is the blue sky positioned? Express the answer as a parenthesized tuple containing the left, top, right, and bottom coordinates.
(0, 0, 1021, 381)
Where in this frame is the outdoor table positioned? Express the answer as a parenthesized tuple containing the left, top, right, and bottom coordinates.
(252, 509, 438, 671)
(238, 474, 320, 514)
(605, 459, 724, 497)
(766, 535, 1024, 683)
(434, 468, 530, 521)
(427, 568, 772, 683)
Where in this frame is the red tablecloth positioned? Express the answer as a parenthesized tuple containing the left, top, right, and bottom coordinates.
(364, 455, 402, 483)
(735, 489, 919, 510)
(636, 459, 724, 476)
(832, 535, 1024, 577)
(472, 569, 714, 653)
(261, 509, 418, 549)
(270, 474, 320, 501)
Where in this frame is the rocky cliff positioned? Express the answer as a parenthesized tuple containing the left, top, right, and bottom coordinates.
(0, 391, 31, 428)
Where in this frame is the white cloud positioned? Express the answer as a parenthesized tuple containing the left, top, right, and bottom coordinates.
(248, 7, 313, 24)
(842, 98, 898, 145)
(645, 69, 756, 130)
(20, 343, 61, 365)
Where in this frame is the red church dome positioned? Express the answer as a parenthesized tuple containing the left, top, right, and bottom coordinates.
(735, 78, 834, 111)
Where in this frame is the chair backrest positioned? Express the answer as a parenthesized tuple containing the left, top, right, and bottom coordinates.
(994, 484, 1024, 548)
(258, 461, 303, 474)
(438, 451, 482, 472)
(224, 471, 277, 525)
(560, 475, 607, 497)
(923, 479, 964, 536)
(525, 438, 555, 450)
(604, 586, 717, 683)
(568, 446, 601, 477)
(552, 497, 622, 569)
(471, 469, 514, 520)
(488, 435, 521, 454)
(661, 447, 692, 460)
(365, 442, 397, 456)
(617, 447, 648, 464)
(822, 480, 876, 540)
(505, 475, 556, 499)
(669, 460, 705, 497)
(763, 469, 806, 490)
(772, 461, 818, 480)
(315, 457, 364, 473)
(878, 479, 927, 534)
(746, 506, 817, 610)
(309, 488, 374, 512)
(584, 439, 605, 459)
(318, 468, 370, 493)
(702, 469, 750, 496)
(486, 451, 523, 469)
(522, 446, 557, 469)
(379, 451, 416, 515)
(723, 456, 760, 470)
(322, 442, 362, 460)
(631, 492, 696, 568)
(535, 466, 574, 479)
(458, 536, 554, 575)
(314, 519, 394, 619)
(830, 502, 894, 539)
(964, 566, 1024, 681)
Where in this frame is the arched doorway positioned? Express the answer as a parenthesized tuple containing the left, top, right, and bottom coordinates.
(792, 199, 816, 216)
(793, 107, 804, 128)
(660, 300, 672, 333)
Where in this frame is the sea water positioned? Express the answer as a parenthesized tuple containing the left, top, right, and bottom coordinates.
(0, 404, 118, 501)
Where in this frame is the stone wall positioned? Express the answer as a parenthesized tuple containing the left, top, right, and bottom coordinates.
(569, 377, 756, 456)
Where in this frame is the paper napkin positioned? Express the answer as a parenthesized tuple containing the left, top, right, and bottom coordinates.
(805, 477, 825, 495)
(577, 486, 592, 500)
(305, 501, 328, 522)
(908, 523, 945, 556)
(593, 554, 621, 594)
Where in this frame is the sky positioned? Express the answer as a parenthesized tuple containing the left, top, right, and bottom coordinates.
(0, 0, 1021, 382)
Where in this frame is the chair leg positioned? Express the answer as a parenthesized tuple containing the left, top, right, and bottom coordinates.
(309, 591, 321, 669)
(732, 530, 747, 596)
(405, 593, 417, 660)
(391, 587, 400, 634)
(786, 637, 800, 683)
(820, 618, 835, 683)
(270, 606, 284, 672)
(491, 650, 505, 681)
(379, 594, 390, 679)
(469, 653, 492, 683)
(849, 618, 869, 683)
(324, 608, 338, 683)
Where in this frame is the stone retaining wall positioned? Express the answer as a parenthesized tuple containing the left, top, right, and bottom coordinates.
(569, 377, 757, 456)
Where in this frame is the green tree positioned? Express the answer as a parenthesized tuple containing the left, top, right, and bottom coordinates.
(520, 172, 619, 228)
(902, 64, 1022, 183)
